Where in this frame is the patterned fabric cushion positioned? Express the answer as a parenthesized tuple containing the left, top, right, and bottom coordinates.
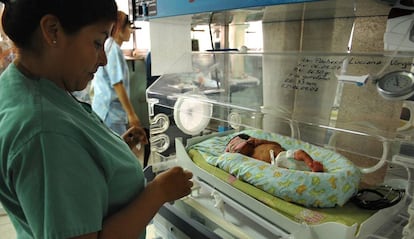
(189, 129, 361, 207)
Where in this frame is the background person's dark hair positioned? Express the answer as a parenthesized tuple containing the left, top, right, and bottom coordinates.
(0, 0, 118, 50)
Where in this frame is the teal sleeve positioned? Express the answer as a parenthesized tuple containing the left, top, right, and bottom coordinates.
(10, 132, 108, 239)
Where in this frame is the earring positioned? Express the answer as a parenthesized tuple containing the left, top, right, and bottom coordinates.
(52, 40, 57, 44)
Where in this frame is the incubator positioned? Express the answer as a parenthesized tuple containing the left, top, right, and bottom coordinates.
(139, 0, 414, 238)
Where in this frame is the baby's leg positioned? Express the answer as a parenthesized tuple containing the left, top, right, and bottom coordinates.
(294, 150, 324, 172)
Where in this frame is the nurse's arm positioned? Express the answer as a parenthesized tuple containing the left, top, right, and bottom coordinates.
(70, 167, 193, 239)
(113, 82, 141, 128)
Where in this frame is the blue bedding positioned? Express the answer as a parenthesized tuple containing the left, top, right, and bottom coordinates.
(188, 129, 361, 207)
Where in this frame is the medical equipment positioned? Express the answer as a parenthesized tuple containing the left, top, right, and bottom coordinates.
(145, 51, 413, 239)
(376, 71, 414, 100)
(384, 0, 414, 51)
(138, 0, 414, 238)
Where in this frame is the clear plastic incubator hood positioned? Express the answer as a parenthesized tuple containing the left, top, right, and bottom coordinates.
(147, 51, 414, 147)
(145, 50, 414, 239)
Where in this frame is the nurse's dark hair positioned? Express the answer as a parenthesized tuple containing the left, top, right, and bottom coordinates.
(0, 0, 118, 49)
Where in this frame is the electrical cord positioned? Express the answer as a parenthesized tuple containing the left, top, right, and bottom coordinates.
(351, 185, 405, 210)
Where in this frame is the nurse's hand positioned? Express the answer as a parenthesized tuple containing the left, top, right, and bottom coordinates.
(122, 126, 148, 149)
(151, 166, 193, 202)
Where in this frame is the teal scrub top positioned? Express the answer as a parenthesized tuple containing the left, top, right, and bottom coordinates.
(0, 63, 146, 239)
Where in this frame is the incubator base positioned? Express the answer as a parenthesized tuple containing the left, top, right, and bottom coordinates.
(163, 135, 410, 239)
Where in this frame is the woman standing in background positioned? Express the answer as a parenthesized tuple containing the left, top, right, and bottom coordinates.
(92, 11, 141, 135)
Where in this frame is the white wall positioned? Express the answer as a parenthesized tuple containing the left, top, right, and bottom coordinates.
(114, 1, 151, 51)
(115, 0, 128, 13)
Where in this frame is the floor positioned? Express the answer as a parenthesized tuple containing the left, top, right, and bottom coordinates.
(0, 214, 16, 239)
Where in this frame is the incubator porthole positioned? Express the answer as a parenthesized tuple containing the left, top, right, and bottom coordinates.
(228, 112, 242, 130)
(173, 94, 212, 136)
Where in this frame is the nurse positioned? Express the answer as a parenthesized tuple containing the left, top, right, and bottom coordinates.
(92, 10, 140, 136)
(0, 1, 193, 239)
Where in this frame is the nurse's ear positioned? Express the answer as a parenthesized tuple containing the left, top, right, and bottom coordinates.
(39, 14, 60, 47)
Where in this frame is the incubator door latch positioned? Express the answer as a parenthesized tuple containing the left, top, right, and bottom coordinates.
(211, 190, 225, 216)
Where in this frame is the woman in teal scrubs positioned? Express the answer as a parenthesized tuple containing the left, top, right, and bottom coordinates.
(0, 1, 193, 239)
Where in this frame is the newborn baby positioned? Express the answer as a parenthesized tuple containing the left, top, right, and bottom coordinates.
(225, 134, 324, 172)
